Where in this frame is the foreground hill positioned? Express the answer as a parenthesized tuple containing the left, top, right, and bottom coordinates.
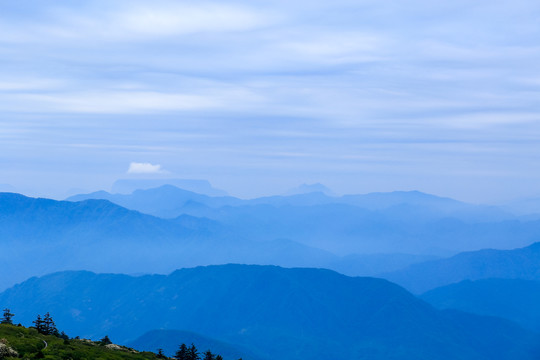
(421, 278, 540, 333)
(382, 242, 540, 293)
(0, 323, 160, 360)
(127, 330, 266, 360)
(0, 265, 538, 360)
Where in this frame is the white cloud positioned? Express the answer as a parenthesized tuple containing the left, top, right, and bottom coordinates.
(0, 78, 65, 91)
(0, 90, 259, 114)
(127, 162, 164, 174)
(279, 32, 388, 64)
(0, 1, 276, 44)
(112, 3, 273, 37)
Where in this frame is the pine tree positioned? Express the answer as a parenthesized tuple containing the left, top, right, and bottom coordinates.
(33, 315, 45, 334)
(203, 350, 215, 360)
(43, 312, 58, 336)
(0, 308, 14, 325)
(215, 355, 223, 360)
(188, 343, 200, 360)
(175, 343, 188, 360)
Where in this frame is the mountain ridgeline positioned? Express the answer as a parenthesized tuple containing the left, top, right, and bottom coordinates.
(383, 242, 540, 293)
(2, 185, 540, 291)
(0, 265, 539, 360)
(66, 185, 537, 255)
(2, 185, 540, 360)
(421, 278, 540, 333)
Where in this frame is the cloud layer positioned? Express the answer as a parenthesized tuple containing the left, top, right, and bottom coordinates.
(1, 0, 539, 201)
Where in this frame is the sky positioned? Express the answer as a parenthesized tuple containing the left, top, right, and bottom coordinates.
(1, 0, 540, 203)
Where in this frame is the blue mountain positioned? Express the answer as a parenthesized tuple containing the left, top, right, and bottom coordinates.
(284, 183, 335, 196)
(0, 192, 341, 291)
(382, 242, 540, 293)
(66, 186, 533, 255)
(0, 265, 537, 360)
(421, 278, 540, 333)
(112, 179, 228, 196)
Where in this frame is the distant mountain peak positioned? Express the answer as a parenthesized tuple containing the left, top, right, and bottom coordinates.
(111, 178, 228, 197)
(285, 183, 335, 196)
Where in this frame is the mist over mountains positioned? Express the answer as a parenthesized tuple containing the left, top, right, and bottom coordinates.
(3, 184, 540, 293)
(383, 242, 540, 293)
(66, 184, 539, 256)
(112, 179, 228, 197)
(3, 183, 540, 359)
(3, 0, 540, 358)
(421, 278, 540, 333)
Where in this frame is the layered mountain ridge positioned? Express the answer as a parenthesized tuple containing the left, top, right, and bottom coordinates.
(1, 265, 538, 360)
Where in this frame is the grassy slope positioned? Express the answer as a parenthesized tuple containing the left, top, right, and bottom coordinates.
(0, 324, 160, 360)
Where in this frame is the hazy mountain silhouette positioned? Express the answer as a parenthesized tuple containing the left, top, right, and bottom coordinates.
(0, 192, 440, 291)
(0, 265, 537, 360)
(503, 196, 540, 217)
(383, 242, 540, 293)
(66, 186, 535, 255)
(421, 278, 540, 333)
(112, 179, 228, 196)
(67, 185, 241, 218)
(0, 192, 199, 289)
(0, 192, 345, 291)
(284, 183, 335, 196)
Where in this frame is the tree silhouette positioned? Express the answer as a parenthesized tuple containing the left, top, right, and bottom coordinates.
(188, 343, 200, 360)
(0, 308, 14, 325)
(33, 315, 45, 334)
(175, 343, 188, 360)
(203, 350, 215, 360)
(33, 313, 59, 335)
(43, 312, 58, 336)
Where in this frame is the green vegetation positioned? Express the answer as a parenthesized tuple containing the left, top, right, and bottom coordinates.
(0, 323, 162, 360)
(32, 313, 58, 336)
(0, 311, 230, 360)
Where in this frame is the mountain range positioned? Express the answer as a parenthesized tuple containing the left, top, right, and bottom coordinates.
(4, 185, 540, 291)
(0, 191, 443, 291)
(0, 265, 538, 360)
(382, 242, 540, 293)
(66, 185, 540, 256)
(421, 278, 540, 333)
(2, 184, 540, 359)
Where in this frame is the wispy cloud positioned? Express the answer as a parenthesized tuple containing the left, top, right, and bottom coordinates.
(0, 87, 265, 114)
(1, 0, 540, 202)
(0, 1, 276, 43)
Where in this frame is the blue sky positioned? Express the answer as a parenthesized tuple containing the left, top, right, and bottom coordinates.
(1, 0, 540, 202)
